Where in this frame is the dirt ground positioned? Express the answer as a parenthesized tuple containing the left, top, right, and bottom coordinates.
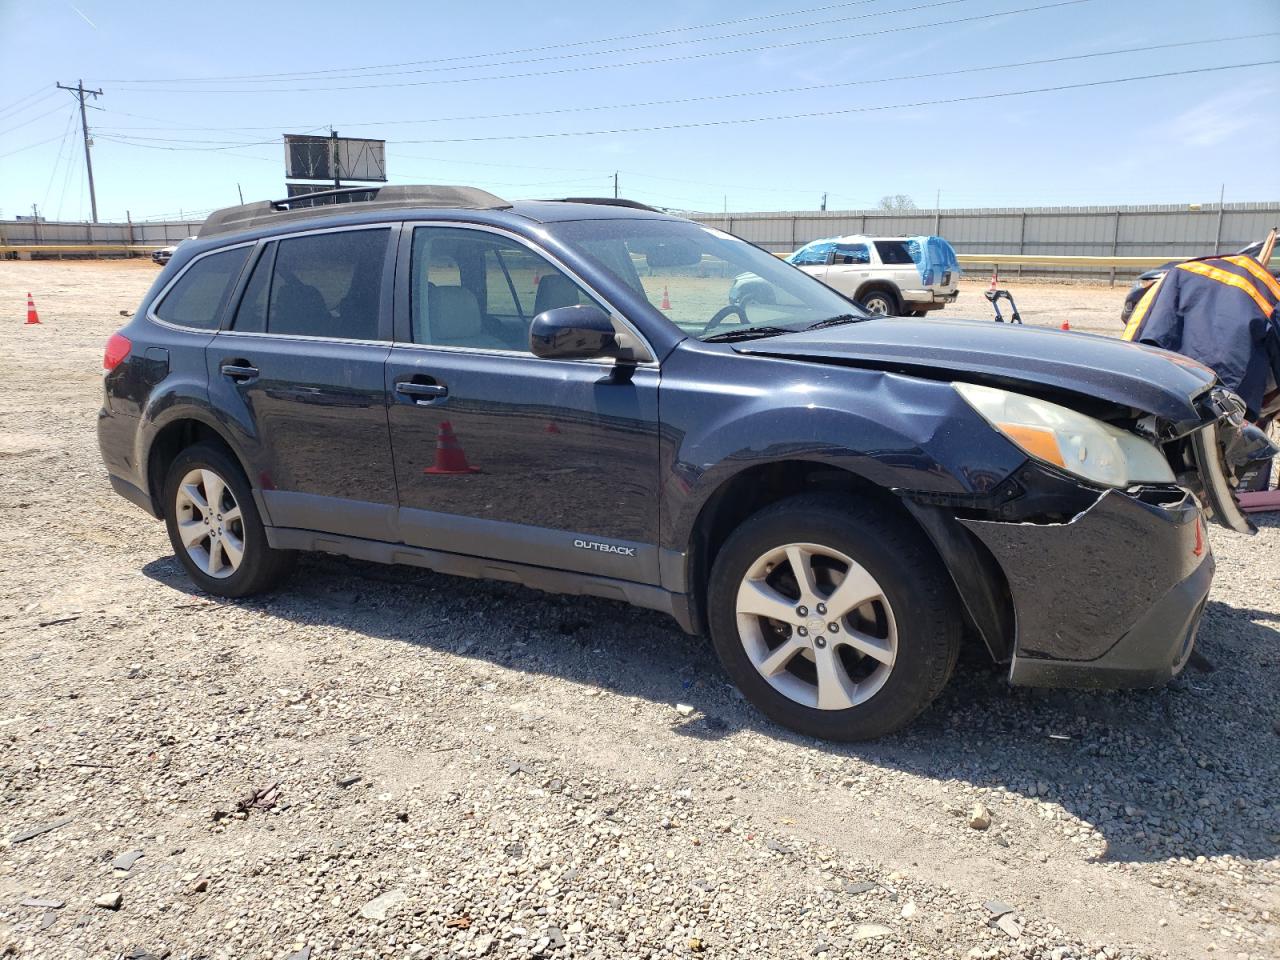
(0, 259, 1277, 960)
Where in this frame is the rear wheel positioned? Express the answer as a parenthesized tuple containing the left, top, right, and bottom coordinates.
(163, 444, 295, 597)
(858, 289, 900, 317)
(707, 494, 960, 740)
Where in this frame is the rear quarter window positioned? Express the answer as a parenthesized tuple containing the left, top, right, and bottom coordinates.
(153, 246, 251, 329)
(874, 241, 915, 265)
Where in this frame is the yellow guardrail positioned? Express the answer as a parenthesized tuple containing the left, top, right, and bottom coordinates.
(1, 244, 163, 254)
(956, 254, 1184, 269)
(771, 251, 1184, 270)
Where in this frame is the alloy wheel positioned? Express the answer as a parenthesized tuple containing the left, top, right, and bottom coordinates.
(173, 468, 245, 579)
(863, 296, 892, 316)
(735, 542, 897, 710)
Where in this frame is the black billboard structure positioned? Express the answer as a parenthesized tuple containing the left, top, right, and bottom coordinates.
(284, 132, 386, 198)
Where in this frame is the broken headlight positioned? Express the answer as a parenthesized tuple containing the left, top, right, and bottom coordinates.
(954, 382, 1175, 488)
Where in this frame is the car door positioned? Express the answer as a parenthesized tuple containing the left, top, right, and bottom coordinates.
(822, 242, 871, 298)
(206, 224, 400, 540)
(788, 240, 833, 281)
(384, 223, 662, 584)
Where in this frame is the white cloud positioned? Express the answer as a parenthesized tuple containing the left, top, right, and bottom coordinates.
(1159, 86, 1277, 148)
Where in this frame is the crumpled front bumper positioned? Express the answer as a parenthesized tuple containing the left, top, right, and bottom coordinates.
(959, 486, 1212, 689)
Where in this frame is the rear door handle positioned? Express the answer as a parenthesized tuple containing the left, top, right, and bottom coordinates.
(220, 363, 259, 382)
(396, 381, 448, 401)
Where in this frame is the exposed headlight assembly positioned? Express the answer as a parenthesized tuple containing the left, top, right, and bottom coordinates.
(954, 382, 1175, 487)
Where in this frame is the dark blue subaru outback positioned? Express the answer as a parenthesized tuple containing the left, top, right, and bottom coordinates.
(98, 186, 1262, 740)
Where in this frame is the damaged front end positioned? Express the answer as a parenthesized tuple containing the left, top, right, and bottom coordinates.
(901, 381, 1273, 690)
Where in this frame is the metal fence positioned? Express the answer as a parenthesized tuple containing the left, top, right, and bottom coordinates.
(4, 201, 1277, 279)
(693, 202, 1280, 280)
(0, 218, 205, 251)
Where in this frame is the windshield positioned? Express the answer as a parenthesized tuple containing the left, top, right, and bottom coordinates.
(550, 218, 866, 341)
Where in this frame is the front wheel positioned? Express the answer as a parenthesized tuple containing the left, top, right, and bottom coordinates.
(163, 444, 295, 597)
(706, 494, 960, 740)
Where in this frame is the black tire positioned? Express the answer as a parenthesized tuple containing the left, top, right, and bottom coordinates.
(858, 288, 900, 317)
(163, 443, 295, 598)
(706, 493, 961, 740)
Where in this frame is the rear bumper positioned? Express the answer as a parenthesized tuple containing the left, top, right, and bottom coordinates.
(902, 288, 959, 309)
(109, 473, 159, 518)
(959, 487, 1212, 689)
(98, 406, 157, 518)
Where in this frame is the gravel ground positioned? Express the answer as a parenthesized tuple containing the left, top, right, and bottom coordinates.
(1, 260, 1277, 960)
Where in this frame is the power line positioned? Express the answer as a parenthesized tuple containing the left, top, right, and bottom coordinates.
(377, 60, 1280, 144)
(93, 33, 1274, 136)
(0, 101, 77, 138)
(0, 133, 67, 160)
(41, 108, 79, 214)
(0, 86, 57, 121)
(118, 0, 974, 87)
(91, 61, 1276, 156)
(105, 0, 1090, 94)
(101, 0, 898, 83)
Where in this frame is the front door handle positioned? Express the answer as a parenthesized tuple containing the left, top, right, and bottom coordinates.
(396, 381, 448, 401)
(221, 362, 259, 382)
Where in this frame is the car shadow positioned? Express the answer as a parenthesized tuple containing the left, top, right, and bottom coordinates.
(141, 538, 1279, 868)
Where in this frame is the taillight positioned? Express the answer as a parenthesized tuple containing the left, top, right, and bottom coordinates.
(104, 332, 131, 371)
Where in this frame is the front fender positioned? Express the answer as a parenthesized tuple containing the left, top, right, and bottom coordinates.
(657, 343, 1028, 550)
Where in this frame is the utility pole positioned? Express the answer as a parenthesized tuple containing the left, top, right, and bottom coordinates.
(821, 192, 827, 212)
(57, 80, 103, 223)
(613, 172, 619, 199)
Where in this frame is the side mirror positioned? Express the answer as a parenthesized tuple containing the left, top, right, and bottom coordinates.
(529, 304, 620, 360)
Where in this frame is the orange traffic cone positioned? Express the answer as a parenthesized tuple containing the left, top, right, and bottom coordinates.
(424, 421, 480, 475)
(988, 269, 998, 292)
(25, 293, 40, 325)
(1060, 320, 1071, 331)
(661, 285, 671, 310)
(544, 421, 561, 434)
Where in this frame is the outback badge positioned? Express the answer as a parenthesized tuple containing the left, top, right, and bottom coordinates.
(574, 538, 636, 557)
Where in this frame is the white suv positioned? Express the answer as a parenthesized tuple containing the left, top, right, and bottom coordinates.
(734, 235, 960, 316)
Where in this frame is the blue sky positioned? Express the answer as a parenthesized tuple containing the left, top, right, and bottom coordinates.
(1, 0, 1277, 222)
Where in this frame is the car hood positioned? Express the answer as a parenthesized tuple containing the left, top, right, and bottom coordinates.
(732, 317, 1217, 428)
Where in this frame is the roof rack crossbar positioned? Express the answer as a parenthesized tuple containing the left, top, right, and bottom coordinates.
(551, 197, 662, 212)
(270, 187, 379, 211)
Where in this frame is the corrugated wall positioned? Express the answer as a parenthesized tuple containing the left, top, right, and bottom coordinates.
(0, 219, 205, 250)
(694, 202, 1279, 279)
(3, 203, 1276, 278)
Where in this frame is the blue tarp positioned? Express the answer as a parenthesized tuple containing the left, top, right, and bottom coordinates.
(906, 236, 961, 286)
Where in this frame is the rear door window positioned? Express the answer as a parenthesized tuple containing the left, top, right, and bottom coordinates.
(154, 246, 250, 329)
(263, 229, 390, 340)
(832, 243, 870, 265)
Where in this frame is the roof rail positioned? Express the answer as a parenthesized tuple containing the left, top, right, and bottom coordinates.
(199, 184, 510, 238)
(550, 197, 663, 213)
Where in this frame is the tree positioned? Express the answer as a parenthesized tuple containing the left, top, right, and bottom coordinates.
(878, 194, 917, 211)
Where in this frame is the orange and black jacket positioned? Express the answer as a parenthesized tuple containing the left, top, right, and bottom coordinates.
(1123, 254, 1280, 418)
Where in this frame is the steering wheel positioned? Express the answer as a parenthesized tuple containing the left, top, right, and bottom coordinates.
(701, 303, 749, 336)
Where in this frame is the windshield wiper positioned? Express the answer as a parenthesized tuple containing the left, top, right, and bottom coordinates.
(702, 325, 794, 343)
(804, 313, 866, 331)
